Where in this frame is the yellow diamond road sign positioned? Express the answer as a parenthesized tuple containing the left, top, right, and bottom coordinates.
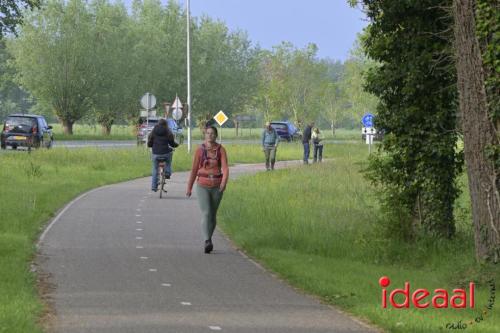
(214, 111, 228, 126)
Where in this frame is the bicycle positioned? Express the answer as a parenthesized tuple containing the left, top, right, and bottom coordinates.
(157, 157, 169, 198)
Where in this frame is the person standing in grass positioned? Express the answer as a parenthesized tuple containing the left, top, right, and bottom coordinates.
(186, 125, 229, 254)
(261, 122, 279, 171)
(302, 121, 314, 164)
(312, 127, 323, 163)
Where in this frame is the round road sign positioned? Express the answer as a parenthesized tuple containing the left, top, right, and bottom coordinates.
(140, 93, 156, 110)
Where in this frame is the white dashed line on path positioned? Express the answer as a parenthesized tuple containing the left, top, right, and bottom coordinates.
(136, 246, 144, 249)
(161, 283, 171, 287)
(140, 257, 149, 260)
(136, 228, 143, 231)
(180, 302, 191, 306)
(209, 326, 222, 331)
(149, 268, 157, 272)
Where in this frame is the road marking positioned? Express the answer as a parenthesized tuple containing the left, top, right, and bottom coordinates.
(136, 237, 143, 240)
(135, 214, 141, 217)
(136, 208, 141, 212)
(149, 268, 157, 272)
(209, 326, 222, 331)
(181, 302, 191, 306)
(161, 283, 171, 287)
(140, 257, 149, 260)
(136, 246, 144, 249)
(136, 221, 143, 224)
(136, 228, 143, 231)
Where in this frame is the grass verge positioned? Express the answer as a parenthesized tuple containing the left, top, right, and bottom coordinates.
(218, 143, 499, 333)
(0, 142, 313, 332)
(50, 123, 362, 141)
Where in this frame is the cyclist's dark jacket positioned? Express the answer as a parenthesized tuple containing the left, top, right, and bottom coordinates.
(148, 125, 179, 154)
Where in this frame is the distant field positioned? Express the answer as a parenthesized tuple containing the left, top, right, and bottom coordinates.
(50, 123, 362, 141)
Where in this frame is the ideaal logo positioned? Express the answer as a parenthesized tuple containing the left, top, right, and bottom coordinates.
(379, 276, 475, 309)
(378, 276, 496, 330)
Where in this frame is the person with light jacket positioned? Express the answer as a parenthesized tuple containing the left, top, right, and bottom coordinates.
(312, 127, 323, 163)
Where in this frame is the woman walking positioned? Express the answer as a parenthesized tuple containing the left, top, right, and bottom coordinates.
(186, 125, 229, 253)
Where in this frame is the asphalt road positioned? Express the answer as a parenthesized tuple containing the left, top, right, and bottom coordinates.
(37, 161, 376, 333)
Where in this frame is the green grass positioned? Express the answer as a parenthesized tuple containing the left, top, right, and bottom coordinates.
(0, 143, 308, 332)
(50, 124, 136, 140)
(50, 123, 362, 141)
(3, 140, 490, 333)
(218, 143, 500, 333)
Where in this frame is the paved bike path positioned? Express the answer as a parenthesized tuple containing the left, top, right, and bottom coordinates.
(37, 161, 378, 333)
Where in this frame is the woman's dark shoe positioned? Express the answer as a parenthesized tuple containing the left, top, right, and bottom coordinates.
(204, 239, 213, 253)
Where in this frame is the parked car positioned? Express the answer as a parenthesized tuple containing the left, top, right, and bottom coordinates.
(137, 117, 184, 145)
(269, 121, 302, 142)
(1, 114, 53, 150)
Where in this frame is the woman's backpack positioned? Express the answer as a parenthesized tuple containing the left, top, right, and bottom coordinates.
(199, 143, 221, 169)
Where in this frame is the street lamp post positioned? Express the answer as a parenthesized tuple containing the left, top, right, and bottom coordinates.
(186, 0, 192, 153)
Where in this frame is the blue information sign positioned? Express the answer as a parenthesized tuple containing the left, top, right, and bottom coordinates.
(362, 113, 374, 128)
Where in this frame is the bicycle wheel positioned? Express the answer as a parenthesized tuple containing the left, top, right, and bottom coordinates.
(159, 171, 166, 198)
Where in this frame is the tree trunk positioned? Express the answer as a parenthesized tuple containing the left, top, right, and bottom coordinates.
(101, 124, 112, 136)
(61, 120, 74, 135)
(453, 0, 500, 262)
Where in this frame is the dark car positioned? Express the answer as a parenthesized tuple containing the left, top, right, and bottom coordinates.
(137, 117, 184, 145)
(1, 114, 53, 150)
(270, 121, 302, 142)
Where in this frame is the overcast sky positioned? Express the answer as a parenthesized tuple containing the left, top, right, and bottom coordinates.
(188, 0, 368, 61)
(125, 1, 368, 61)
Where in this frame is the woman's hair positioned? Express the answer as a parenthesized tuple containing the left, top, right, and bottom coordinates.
(205, 125, 218, 138)
(159, 118, 168, 127)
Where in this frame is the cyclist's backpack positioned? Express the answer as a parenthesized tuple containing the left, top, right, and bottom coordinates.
(199, 143, 221, 169)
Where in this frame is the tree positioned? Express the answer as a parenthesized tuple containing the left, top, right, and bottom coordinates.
(318, 81, 347, 135)
(359, 0, 463, 238)
(191, 17, 259, 119)
(87, 0, 132, 134)
(0, 38, 32, 119)
(452, 0, 499, 262)
(341, 36, 379, 127)
(255, 43, 327, 126)
(9, 0, 95, 134)
(0, 0, 40, 37)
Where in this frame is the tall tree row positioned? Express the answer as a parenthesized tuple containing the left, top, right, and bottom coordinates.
(10, 0, 95, 134)
(359, 0, 463, 238)
(7, 0, 260, 133)
(453, 0, 499, 262)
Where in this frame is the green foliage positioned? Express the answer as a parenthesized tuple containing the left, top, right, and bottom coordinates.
(9, 0, 95, 132)
(0, 0, 40, 37)
(361, 0, 463, 238)
(476, 0, 500, 172)
(0, 39, 33, 119)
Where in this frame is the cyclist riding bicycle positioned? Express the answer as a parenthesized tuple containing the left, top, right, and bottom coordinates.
(147, 118, 179, 192)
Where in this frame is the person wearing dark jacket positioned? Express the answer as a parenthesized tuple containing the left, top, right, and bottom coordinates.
(302, 122, 314, 164)
(147, 119, 179, 191)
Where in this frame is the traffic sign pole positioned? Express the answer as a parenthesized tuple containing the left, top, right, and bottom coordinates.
(213, 110, 228, 144)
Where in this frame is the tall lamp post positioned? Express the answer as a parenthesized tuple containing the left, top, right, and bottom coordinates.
(186, 0, 192, 153)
